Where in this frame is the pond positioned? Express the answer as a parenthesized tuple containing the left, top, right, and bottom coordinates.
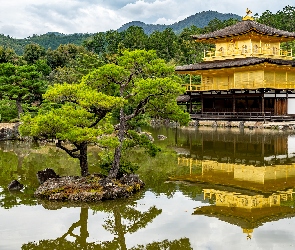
(1, 127, 295, 249)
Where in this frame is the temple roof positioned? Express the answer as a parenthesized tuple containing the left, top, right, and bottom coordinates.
(192, 20, 295, 41)
(175, 57, 295, 72)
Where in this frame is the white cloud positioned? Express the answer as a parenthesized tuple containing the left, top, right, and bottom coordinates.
(0, 0, 294, 38)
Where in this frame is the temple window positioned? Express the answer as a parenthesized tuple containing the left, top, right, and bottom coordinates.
(264, 43, 271, 54)
(228, 40, 235, 53)
(218, 47, 224, 55)
(253, 44, 259, 53)
(202, 76, 213, 85)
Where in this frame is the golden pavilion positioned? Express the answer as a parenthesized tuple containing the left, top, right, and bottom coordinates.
(176, 10, 295, 120)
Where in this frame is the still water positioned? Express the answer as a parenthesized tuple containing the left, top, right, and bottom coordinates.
(1, 127, 295, 249)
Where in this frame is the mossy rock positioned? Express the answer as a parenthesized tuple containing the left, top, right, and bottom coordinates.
(34, 174, 145, 202)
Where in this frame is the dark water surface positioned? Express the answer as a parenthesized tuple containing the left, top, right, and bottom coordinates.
(1, 127, 295, 249)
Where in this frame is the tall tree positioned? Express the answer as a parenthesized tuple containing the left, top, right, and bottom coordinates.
(46, 44, 86, 69)
(82, 50, 190, 179)
(19, 83, 124, 176)
(0, 63, 48, 118)
(147, 28, 178, 62)
(0, 46, 18, 63)
(23, 43, 46, 64)
(258, 6, 295, 31)
(122, 26, 148, 50)
(48, 52, 104, 84)
(176, 26, 209, 65)
(83, 32, 106, 55)
(105, 30, 123, 55)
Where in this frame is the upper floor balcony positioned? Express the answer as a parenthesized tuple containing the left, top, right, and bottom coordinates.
(203, 47, 293, 61)
(183, 80, 295, 92)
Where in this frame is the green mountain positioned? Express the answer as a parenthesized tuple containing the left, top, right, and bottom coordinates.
(0, 10, 241, 55)
(0, 33, 92, 55)
(118, 11, 242, 34)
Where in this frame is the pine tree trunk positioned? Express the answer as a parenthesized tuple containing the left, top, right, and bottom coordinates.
(79, 142, 88, 177)
(16, 98, 23, 119)
(108, 108, 125, 179)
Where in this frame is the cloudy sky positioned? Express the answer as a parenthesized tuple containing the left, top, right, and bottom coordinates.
(0, 0, 294, 38)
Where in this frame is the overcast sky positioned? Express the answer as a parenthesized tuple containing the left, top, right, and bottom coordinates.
(0, 0, 294, 38)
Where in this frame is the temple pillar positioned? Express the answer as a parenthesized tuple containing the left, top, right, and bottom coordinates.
(233, 94, 236, 113)
(189, 94, 193, 113)
(201, 94, 204, 114)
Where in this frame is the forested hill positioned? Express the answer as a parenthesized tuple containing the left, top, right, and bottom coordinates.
(0, 33, 92, 55)
(0, 10, 240, 55)
(118, 11, 242, 34)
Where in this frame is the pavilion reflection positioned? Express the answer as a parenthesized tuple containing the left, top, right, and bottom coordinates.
(172, 129, 295, 239)
(194, 189, 295, 240)
(173, 128, 295, 166)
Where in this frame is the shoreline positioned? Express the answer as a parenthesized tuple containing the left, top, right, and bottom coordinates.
(0, 123, 20, 140)
(2, 119, 295, 141)
(185, 120, 295, 130)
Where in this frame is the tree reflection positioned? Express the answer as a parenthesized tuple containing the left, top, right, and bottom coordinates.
(21, 199, 192, 249)
(0, 141, 81, 209)
(0, 147, 37, 209)
(102, 204, 161, 250)
(130, 238, 192, 250)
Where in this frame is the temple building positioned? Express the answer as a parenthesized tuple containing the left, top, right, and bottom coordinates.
(176, 10, 295, 120)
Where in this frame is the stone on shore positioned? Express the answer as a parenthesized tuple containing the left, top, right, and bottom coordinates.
(0, 123, 20, 140)
(37, 168, 60, 184)
(158, 135, 167, 140)
(7, 180, 24, 191)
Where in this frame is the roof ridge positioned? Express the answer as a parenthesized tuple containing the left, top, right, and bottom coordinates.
(192, 20, 295, 40)
(176, 57, 295, 71)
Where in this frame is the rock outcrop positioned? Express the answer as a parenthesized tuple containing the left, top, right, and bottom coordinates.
(0, 123, 20, 140)
(37, 168, 60, 184)
(7, 180, 24, 191)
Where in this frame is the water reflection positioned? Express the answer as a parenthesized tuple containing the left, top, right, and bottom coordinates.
(2, 128, 295, 248)
(21, 198, 193, 249)
(170, 128, 295, 240)
(194, 189, 295, 240)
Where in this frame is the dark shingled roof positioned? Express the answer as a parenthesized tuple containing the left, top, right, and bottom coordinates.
(175, 57, 295, 72)
(192, 20, 295, 40)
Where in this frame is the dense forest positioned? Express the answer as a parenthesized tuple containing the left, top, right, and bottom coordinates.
(0, 33, 92, 55)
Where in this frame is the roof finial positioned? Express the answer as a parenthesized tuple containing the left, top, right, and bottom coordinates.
(242, 8, 254, 21)
(243, 228, 253, 240)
